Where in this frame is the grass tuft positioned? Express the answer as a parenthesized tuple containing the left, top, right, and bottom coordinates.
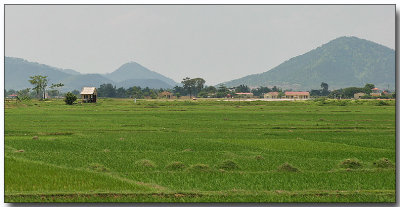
(88, 163, 109, 172)
(339, 158, 362, 169)
(165, 161, 186, 171)
(373, 158, 394, 168)
(218, 160, 240, 170)
(186, 164, 210, 172)
(277, 163, 300, 172)
(255, 155, 264, 160)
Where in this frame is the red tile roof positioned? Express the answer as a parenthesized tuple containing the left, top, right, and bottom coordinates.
(285, 91, 310, 96)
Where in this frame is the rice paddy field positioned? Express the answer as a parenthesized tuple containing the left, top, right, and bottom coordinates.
(4, 98, 396, 202)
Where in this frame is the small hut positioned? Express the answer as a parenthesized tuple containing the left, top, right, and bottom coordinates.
(159, 91, 172, 99)
(80, 87, 97, 103)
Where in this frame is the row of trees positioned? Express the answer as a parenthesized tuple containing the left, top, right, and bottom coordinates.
(309, 82, 395, 99)
(96, 83, 168, 99)
(7, 75, 395, 101)
(5, 75, 285, 100)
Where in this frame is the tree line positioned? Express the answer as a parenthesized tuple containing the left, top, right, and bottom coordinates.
(5, 75, 395, 100)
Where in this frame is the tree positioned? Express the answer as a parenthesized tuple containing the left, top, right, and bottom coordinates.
(320, 82, 329, 96)
(198, 91, 209, 98)
(71, 90, 80, 96)
(97, 83, 116, 97)
(64, 92, 77, 105)
(235, 84, 250, 93)
(204, 86, 217, 94)
(216, 85, 230, 98)
(149, 89, 157, 99)
(251, 86, 271, 97)
(310, 89, 321, 97)
(5, 89, 16, 96)
(271, 86, 280, 92)
(131, 86, 144, 99)
(364, 83, 375, 94)
(193, 78, 206, 97)
(29, 75, 48, 99)
(49, 83, 64, 97)
(343, 87, 364, 98)
(17, 88, 31, 100)
(173, 86, 186, 96)
(116, 87, 127, 98)
(328, 89, 344, 99)
(181, 77, 196, 98)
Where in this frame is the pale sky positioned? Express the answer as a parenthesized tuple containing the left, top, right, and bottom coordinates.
(5, 5, 395, 85)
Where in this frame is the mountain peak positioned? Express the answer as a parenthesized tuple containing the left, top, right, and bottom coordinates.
(105, 62, 178, 87)
(221, 36, 395, 90)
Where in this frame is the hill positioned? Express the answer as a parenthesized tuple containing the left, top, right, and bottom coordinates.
(5, 57, 178, 91)
(5, 57, 72, 90)
(221, 36, 395, 90)
(104, 62, 177, 87)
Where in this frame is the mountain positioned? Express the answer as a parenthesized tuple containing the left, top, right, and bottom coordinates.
(5, 57, 72, 90)
(61, 74, 115, 92)
(55, 68, 81, 75)
(104, 62, 177, 87)
(221, 36, 395, 90)
(5, 57, 178, 91)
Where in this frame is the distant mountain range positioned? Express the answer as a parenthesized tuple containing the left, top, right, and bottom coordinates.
(5, 57, 179, 92)
(221, 36, 395, 90)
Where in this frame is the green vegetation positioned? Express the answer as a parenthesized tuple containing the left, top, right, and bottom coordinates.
(222, 36, 395, 90)
(372, 158, 394, 169)
(4, 98, 395, 202)
(339, 158, 363, 170)
(64, 92, 77, 105)
(276, 163, 300, 172)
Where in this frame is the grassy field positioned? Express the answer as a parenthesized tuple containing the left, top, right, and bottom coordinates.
(4, 98, 396, 202)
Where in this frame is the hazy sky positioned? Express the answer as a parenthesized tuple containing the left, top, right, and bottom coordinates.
(5, 5, 395, 85)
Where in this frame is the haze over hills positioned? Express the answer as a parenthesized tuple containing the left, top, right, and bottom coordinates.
(104, 62, 177, 87)
(5, 57, 179, 92)
(221, 36, 395, 90)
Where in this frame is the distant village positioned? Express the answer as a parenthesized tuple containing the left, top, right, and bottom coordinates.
(5, 76, 395, 103)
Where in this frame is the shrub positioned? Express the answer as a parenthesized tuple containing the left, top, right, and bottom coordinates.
(64, 92, 77, 105)
(277, 163, 299, 172)
(218, 160, 240, 170)
(336, 100, 348, 106)
(165, 161, 186, 171)
(339, 158, 362, 169)
(376, 100, 389, 106)
(373, 158, 394, 168)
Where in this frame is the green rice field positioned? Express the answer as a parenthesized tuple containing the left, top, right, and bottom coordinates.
(4, 98, 396, 202)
